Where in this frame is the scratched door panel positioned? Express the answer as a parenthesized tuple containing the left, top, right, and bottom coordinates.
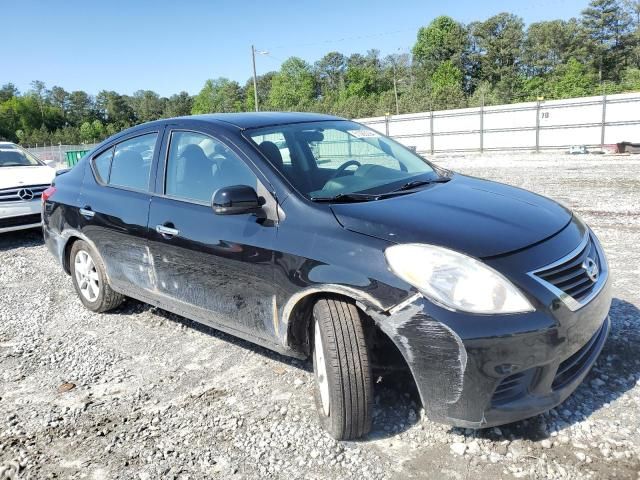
(79, 181, 153, 294)
(147, 197, 278, 341)
(78, 130, 161, 296)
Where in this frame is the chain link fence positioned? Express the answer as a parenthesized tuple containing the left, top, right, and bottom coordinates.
(25, 143, 98, 169)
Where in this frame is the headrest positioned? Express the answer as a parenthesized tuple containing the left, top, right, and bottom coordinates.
(258, 141, 284, 170)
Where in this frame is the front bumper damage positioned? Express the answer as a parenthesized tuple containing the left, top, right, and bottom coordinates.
(370, 273, 612, 429)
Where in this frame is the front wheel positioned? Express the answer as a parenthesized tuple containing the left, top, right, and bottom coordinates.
(70, 240, 124, 313)
(312, 298, 373, 440)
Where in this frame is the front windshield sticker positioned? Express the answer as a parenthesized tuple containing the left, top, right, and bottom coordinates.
(347, 129, 380, 138)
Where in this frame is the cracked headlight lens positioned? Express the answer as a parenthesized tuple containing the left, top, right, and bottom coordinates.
(385, 244, 534, 314)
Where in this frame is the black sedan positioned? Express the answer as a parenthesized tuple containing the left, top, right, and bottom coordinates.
(42, 113, 611, 440)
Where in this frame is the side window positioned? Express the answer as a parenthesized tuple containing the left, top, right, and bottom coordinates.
(108, 133, 157, 191)
(165, 131, 257, 204)
(93, 147, 113, 183)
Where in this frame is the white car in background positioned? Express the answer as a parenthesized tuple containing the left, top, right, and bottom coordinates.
(0, 142, 55, 233)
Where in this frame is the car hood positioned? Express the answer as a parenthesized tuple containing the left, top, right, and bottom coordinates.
(330, 174, 572, 258)
(0, 165, 55, 190)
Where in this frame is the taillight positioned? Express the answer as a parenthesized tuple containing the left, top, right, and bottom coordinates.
(42, 186, 57, 204)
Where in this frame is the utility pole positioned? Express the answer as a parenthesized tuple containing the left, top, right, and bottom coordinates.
(251, 45, 259, 112)
(392, 62, 400, 115)
(251, 45, 269, 112)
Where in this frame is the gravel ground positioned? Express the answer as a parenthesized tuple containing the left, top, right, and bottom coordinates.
(1, 153, 639, 479)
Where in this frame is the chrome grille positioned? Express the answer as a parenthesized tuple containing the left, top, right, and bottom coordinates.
(529, 233, 607, 311)
(0, 184, 49, 203)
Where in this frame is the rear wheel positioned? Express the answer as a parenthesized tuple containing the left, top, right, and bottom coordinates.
(312, 298, 373, 440)
(70, 240, 124, 313)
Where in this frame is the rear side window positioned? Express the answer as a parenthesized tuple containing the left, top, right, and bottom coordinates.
(110, 134, 157, 191)
(93, 148, 113, 183)
(93, 133, 157, 191)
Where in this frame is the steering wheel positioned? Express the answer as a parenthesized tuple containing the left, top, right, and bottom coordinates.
(330, 160, 361, 180)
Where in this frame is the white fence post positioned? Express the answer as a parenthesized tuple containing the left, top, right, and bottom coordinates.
(429, 110, 434, 155)
(601, 94, 607, 150)
(535, 99, 541, 153)
(480, 95, 484, 154)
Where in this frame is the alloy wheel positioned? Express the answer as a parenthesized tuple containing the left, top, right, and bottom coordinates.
(74, 250, 100, 302)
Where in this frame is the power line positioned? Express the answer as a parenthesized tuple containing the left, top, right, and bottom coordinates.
(266, 25, 420, 51)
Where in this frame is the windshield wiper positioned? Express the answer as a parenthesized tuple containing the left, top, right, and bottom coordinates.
(310, 176, 451, 203)
(389, 176, 451, 193)
(310, 192, 382, 203)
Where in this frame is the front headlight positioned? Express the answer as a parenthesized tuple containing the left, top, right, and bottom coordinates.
(385, 244, 534, 314)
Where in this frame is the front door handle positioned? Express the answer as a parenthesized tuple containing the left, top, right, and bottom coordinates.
(156, 224, 180, 238)
(79, 207, 95, 219)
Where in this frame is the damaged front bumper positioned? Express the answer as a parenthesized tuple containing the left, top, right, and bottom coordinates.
(374, 275, 612, 429)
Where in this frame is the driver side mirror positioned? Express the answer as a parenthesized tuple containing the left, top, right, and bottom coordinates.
(212, 185, 264, 215)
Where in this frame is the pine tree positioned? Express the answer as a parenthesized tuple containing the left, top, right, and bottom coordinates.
(582, 0, 633, 81)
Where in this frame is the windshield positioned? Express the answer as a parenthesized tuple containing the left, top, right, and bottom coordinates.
(0, 144, 42, 167)
(247, 120, 440, 199)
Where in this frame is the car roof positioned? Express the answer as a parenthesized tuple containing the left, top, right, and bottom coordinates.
(97, 112, 350, 146)
(177, 112, 345, 130)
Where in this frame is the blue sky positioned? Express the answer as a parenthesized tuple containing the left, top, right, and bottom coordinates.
(4, 0, 587, 97)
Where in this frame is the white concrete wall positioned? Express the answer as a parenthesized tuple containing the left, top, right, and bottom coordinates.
(357, 92, 640, 153)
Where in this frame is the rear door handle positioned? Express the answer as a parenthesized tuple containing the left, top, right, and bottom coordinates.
(79, 207, 95, 219)
(156, 225, 180, 238)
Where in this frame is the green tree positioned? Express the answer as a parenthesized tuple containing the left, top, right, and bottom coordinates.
(67, 91, 94, 126)
(429, 61, 466, 109)
(192, 78, 243, 114)
(624, 1, 640, 66)
(395, 86, 433, 113)
(522, 20, 588, 76)
(413, 16, 469, 77)
(164, 91, 193, 117)
(48, 86, 69, 115)
(130, 90, 165, 122)
(582, 0, 633, 81)
(344, 65, 379, 98)
(329, 93, 378, 118)
(0, 83, 19, 103)
(548, 58, 599, 98)
(29, 80, 48, 125)
(95, 90, 134, 126)
(619, 66, 640, 88)
(244, 72, 276, 111)
(268, 57, 316, 110)
(315, 51, 347, 95)
(625, 0, 640, 25)
(469, 13, 525, 102)
(79, 122, 94, 142)
(91, 120, 105, 140)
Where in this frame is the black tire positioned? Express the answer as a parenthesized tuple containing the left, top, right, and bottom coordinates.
(312, 297, 373, 440)
(69, 240, 124, 313)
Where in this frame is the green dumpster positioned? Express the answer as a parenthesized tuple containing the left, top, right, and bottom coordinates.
(65, 150, 90, 167)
